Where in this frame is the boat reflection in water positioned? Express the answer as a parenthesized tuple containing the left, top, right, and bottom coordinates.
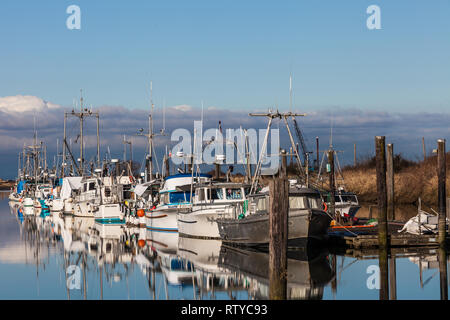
(217, 244, 334, 300)
(5, 199, 332, 300)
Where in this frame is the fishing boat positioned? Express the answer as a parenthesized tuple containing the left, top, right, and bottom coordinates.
(331, 187, 361, 222)
(177, 182, 250, 239)
(145, 173, 211, 232)
(216, 185, 332, 246)
(73, 176, 124, 223)
(22, 197, 35, 216)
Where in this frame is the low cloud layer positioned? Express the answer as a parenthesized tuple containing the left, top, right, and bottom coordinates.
(0, 95, 449, 178)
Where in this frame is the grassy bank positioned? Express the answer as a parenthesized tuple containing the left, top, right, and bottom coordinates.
(342, 153, 450, 206)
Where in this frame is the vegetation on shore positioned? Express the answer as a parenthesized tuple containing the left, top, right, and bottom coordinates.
(341, 153, 450, 206)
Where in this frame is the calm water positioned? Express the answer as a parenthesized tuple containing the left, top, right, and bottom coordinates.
(0, 191, 448, 300)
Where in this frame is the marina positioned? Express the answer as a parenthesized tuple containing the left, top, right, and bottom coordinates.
(1, 1, 449, 304)
(1, 95, 449, 301)
(1, 192, 449, 300)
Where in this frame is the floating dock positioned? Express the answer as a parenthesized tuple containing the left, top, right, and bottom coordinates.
(327, 218, 450, 249)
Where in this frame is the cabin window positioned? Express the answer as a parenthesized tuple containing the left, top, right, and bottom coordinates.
(255, 197, 267, 212)
(197, 189, 205, 201)
(225, 188, 242, 200)
(289, 196, 308, 209)
(83, 184, 87, 192)
(334, 195, 341, 203)
(341, 195, 357, 202)
(104, 187, 111, 197)
(308, 196, 322, 209)
(209, 188, 223, 200)
(88, 182, 95, 191)
(169, 192, 191, 204)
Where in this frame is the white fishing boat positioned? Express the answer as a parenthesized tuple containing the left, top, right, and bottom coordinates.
(22, 197, 35, 216)
(73, 176, 124, 223)
(146, 173, 211, 232)
(177, 182, 250, 239)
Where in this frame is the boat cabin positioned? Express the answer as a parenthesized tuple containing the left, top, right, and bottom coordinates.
(248, 187, 324, 215)
(157, 173, 212, 208)
(193, 182, 251, 205)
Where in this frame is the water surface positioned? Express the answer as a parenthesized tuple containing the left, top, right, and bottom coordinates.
(0, 192, 448, 300)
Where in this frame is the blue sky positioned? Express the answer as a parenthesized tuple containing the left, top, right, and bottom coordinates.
(0, 1, 449, 178)
(1, 0, 449, 112)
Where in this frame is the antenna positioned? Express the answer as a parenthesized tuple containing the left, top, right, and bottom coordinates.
(329, 118, 333, 149)
(289, 73, 293, 113)
(162, 98, 166, 133)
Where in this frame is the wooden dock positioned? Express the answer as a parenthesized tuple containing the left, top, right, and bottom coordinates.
(327, 219, 450, 249)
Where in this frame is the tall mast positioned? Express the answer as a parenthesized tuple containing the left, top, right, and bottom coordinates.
(80, 89, 84, 174)
(289, 73, 293, 113)
(149, 81, 154, 181)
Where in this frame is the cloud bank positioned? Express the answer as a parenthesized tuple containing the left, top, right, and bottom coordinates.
(0, 95, 448, 178)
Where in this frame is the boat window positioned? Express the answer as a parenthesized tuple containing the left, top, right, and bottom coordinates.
(256, 197, 267, 212)
(225, 188, 242, 200)
(341, 195, 357, 202)
(308, 196, 322, 209)
(169, 192, 191, 204)
(88, 182, 95, 191)
(209, 188, 224, 200)
(197, 189, 205, 201)
(83, 184, 87, 192)
(289, 196, 307, 209)
(334, 195, 341, 203)
(104, 187, 111, 197)
(244, 188, 250, 196)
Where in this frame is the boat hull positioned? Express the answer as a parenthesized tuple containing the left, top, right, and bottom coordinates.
(94, 203, 124, 223)
(146, 208, 178, 232)
(217, 209, 331, 246)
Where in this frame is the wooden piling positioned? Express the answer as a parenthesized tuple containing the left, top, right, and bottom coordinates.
(386, 144, 395, 221)
(375, 136, 388, 248)
(437, 139, 446, 247)
(327, 150, 336, 219)
(379, 247, 389, 300)
(447, 198, 450, 220)
(269, 149, 289, 300)
(389, 256, 397, 300)
(438, 246, 448, 300)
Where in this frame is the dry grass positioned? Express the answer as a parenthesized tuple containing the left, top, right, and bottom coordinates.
(342, 153, 450, 206)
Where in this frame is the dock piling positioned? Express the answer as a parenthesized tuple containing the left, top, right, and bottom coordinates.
(387, 143, 395, 221)
(437, 139, 446, 247)
(375, 136, 388, 248)
(269, 149, 289, 300)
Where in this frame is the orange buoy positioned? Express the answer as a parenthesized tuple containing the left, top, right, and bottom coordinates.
(137, 209, 145, 217)
(138, 239, 146, 248)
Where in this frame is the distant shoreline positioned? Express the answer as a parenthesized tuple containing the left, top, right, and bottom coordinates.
(0, 180, 14, 190)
